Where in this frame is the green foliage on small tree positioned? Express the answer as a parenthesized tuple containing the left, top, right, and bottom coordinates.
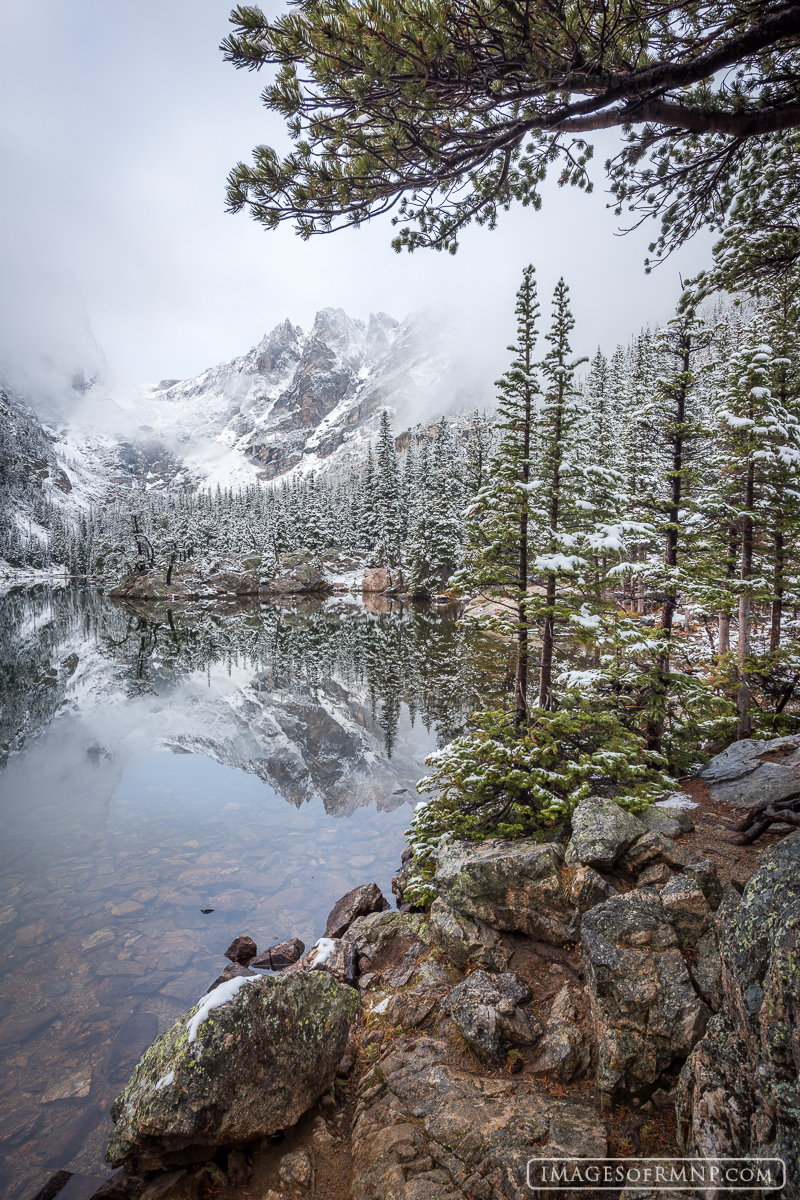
(402, 695, 673, 905)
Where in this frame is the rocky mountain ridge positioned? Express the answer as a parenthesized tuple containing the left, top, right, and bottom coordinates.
(0, 305, 486, 572)
(48, 306, 477, 498)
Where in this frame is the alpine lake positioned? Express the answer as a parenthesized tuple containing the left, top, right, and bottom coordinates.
(0, 584, 510, 1199)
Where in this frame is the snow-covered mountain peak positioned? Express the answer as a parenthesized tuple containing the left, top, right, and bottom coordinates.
(88, 305, 476, 491)
(2, 303, 490, 520)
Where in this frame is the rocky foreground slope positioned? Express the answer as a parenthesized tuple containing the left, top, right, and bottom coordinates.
(31, 748, 799, 1200)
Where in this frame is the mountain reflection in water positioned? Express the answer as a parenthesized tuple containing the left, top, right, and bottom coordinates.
(0, 585, 508, 1198)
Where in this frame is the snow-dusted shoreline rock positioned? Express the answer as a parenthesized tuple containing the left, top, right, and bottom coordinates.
(82, 794, 800, 1200)
(106, 971, 358, 1172)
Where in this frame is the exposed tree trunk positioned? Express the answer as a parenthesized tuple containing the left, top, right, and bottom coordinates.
(514, 359, 533, 730)
(719, 612, 730, 655)
(770, 526, 784, 653)
(515, 502, 529, 729)
(718, 523, 738, 654)
(538, 571, 556, 709)
(538, 385, 563, 709)
(645, 336, 688, 753)
(737, 462, 755, 739)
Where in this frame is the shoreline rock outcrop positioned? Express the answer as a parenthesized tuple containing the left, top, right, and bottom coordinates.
(77, 779, 800, 1200)
(350, 1034, 607, 1200)
(581, 888, 710, 1096)
(106, 549, 360, 603)
(431, 836, 578, 945)
(106, 971, 359, 1172)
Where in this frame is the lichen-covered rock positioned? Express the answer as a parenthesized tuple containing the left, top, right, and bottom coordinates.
(266, 556, 329, 595)
(693, 926, 723, 1012)
(324, 883, 390, 939)
(528, 985, 590, 1082)
(638, 862, 673, 887)
(340, 910, 429, 961)
(565, 796, 647, 871)
(106, 972, 359, 1171)
(387, 990, 438, 1030)
(581, 890, 710, 1094)
(350, 1034, 606, 1200)
(640, 805, 695, 837)
(677, 831, 800, 1195)
(683, 859, 723, 910)
(660, 874, 713, 946)
(568, 865, 617, 913)
(432, 837, 577, 945)
(676, 1009, 755, 1161)
(442, 971, 540, 1059)
(621, 830, 692, 871)
(428, 897, 510, 971)
(107, 559, 268, 602)
(294, 937, 359, 987)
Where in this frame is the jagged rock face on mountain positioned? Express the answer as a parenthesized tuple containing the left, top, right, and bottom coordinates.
(144, 306, 462, 486)
(1, 305, 483, 543)
(0, 387, 68, 513)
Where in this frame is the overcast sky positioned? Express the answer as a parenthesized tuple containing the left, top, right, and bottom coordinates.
(0, 0, 714, 390)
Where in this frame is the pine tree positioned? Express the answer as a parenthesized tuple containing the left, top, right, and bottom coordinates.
(407, 420, 464, 595)
(637, 297, 713, 750)
(458, 264, 541, 726)
(703, 311, 800, 736)
(374, 411, 403, 571)
(529, 279, 590, 707)
(462, 410, 495, 498)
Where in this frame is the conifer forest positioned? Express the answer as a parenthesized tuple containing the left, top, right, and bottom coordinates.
(7, 5, 800, 1197)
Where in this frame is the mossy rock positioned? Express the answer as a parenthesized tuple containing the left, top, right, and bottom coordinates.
(106, 971, 359, 1172)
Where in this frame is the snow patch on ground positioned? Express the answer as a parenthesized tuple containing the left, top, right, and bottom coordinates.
(656, 793, 699, 811)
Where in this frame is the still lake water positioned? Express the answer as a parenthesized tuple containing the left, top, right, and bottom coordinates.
(0, 585, 508, 1198)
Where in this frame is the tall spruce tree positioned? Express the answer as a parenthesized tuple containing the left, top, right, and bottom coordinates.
(374, 411, 403, 571)
(637, 299, 712, 751)
(529, 279, 589, 708)
(458, 264, 541, 727)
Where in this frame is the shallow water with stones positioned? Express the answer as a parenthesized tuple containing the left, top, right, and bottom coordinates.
(0, 584, 508, 1199)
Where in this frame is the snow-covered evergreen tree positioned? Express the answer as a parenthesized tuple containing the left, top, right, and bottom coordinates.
(373, 411, 403, 571)
(458, 263, 541, 725)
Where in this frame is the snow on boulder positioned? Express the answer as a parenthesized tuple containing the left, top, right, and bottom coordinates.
(106, 970, 359, 1172)
(293, 937, 359, 987)
(699, 734, 800, 808)
(267, 549, 330, 595)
